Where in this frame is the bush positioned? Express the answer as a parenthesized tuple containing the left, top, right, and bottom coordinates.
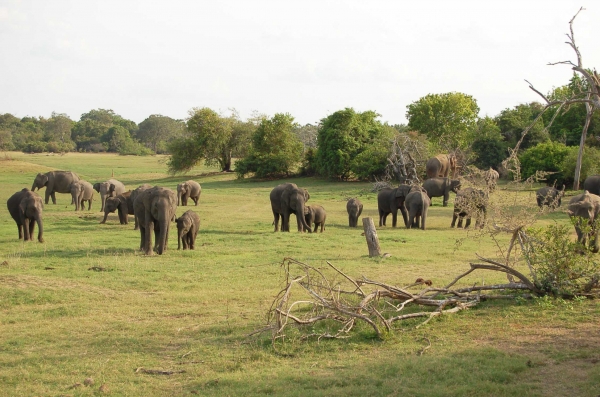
(22, 141, 47, 153)
(559, 146, 600, 186)
(519, 141, 570, 184)
(472, 136, 508, 170)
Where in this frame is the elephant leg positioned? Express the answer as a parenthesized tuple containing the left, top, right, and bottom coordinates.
(144, 217, 154, 255)
(19, 214, 30, 241)
(391, 210, 398, 228)
(465, 217, 472, 229)
(273, 212, 280, 232)
(443, 192, 449, 207)
(320, 222, 325, 233)
(51, 191, 57, 205)
(421, 212, 427, 230)
(451, 213, 458, 228)
(153, 222, 160, 251)
(378, 210, 385, 226)
(29, 219, 36, 240)
(399, 206, 409, 228)
(193, 197, 198, 206)
(138, 225, 145, 251)
(44, 191, 50, 205)
(457, 217, 464, 228)
(17, 223, 23, 240)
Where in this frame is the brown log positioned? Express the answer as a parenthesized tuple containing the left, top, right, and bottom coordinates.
(362, 217, 381, 257)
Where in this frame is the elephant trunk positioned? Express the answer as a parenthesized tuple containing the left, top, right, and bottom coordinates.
(177, 191, 181, 206)
(297, 202, 312, 233)
(156, 214, 170, 255)
(31, 183, 36, 191)
(35, 214, 44, 243)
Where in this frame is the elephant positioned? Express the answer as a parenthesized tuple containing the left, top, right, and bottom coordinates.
(377, 184, 412, 227)
(270, 183, 312, 232)
(93, 179, 126, 213)
(346, 198, 363, 227)
(422, 178, 461, 207)
(451, 187, 487, 229)
(134, 186, 177, 255)
(304, 205, 327, 233)
(177, 180, 202, 206)
(484, 167, 500, 191)
(567, 191, 600, 253)
(404, 186, 430, 230)
(31, 171, 80, 205)
(582, 175, 600, 196)
(426, 154, 458, 179)
(70, 180, 94, 211)
(128, 184, 152, 230)
(536, 185, 565, 208)
(101, 191, 132, 225)
(176, 210, 201, 250)
(7, 188, 44, 242)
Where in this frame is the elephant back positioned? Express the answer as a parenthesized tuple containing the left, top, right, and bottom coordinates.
(583, 175, 600, 196)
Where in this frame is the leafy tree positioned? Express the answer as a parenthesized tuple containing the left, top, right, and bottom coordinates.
(560, 146, 600, 186)
(314, 108, 391, 180)
(137, 115, 185, 153)
(0, 113, 20, 151)
(235, 113, 302, 178)
(406, 92, 480, 149)
(294, 123, 318, 149)
(471, 117, 507, 170)
(519, 141, 570, 184)
(495, 103, 549, 150)
(72, 109, 138, 152)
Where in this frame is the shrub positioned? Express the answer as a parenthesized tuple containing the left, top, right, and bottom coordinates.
(559, 146, 600, 186)
(519, 141, 570, 184)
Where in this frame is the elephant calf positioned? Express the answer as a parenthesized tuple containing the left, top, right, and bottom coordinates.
(452, 187, 487, 229)
(422, 178, 461, 207)
(177, 180, 202, 206)
(404, 186, 430, 230)
(304, 205, 327, 233)
(346, 198, 363, 227)
(568, 191, 600, 253)
(176, 210, 200, 250)
(70, 180, 94, 211)
(101, 191, 133, 225)
(536, 186, 565, 209)
(7, 188, 44, 242)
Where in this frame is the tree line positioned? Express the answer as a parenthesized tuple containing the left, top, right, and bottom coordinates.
(0, 72, 598, 184)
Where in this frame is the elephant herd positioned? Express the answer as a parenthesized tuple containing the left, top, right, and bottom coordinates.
(7, 170, 202, 255)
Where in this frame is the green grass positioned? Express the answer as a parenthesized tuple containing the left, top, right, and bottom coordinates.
(0, 152, 599, 396)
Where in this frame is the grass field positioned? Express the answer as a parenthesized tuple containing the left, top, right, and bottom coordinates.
(0, 152, 598, 396)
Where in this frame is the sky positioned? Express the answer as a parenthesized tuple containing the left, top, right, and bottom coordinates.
(1, 0, 598, 125)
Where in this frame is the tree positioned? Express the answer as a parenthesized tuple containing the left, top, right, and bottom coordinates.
(293, 123, 318, 150)
(519, 141, 571, 185)
(137, 115, 185, 153)
(495, 103, 550, 150)
(235, 113, 302, 178)
(472, 117, 507, 170)
(72, 109, 138, 152)
(406, 92, 480, 149)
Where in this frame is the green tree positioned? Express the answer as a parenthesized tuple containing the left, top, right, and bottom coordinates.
(294, 123, 318, 150)
(72, 109, 137, 152)
(495, 103, 550, 150)
(560, 146, 600, 186)
(519, 141, 571, 184)
(471, 117, 507, 170)
(406, 92, 480, 149)
(235, 113, 302, 178)
(137, 115, 185, 153)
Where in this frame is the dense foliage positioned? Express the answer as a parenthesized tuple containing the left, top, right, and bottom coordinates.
(519, 141, 571, 184)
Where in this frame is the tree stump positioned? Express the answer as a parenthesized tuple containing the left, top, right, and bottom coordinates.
(362, 217, 381, 257)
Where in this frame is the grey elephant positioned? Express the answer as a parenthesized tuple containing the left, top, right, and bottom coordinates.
(70, 180, 94, 211)
(304, 205, 327, 233)
(32, 171, 80, 205)
(377, 184, 412, 227)
(270, 183, 312, 232)
(93, 179, 126, 212)
(134, 186, 177, 255)
(404, 186, 430, 230)
(346, 198, 363, 227)
(422, 177, 461, 207)
(452, 187, 487, 229)
(426, 154, 457, 179)
(582, 175, 600, 196)
(101, 191, 132, 225)
(568, 191, 600, 253)
(176, 210, 200, 250)
(536, 185, 565, 208)
(177, 180, 201, 206)
(7, 188, 44, 242)
(484, 168, 500, 191)
(128, 184, 152, 230)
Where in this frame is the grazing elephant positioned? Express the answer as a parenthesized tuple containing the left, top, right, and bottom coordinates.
(177, 180, 202, 206)
(426, 154, 457, 179)
(452, 187, 487, 229)
(270, 183, 312, 232)
(422, 178, 461, 207)
(93, 179, 126, 212)
(70, 180, 94, 211)
(176, 210, 201, 250)
(101, 191, 132, 225)
(134, 186, 177, 255)
(567, 191, 600, 253)
(404, 186, 430, 230)
(304, 205, 327, 233)
(536, 185, 565, 208)
(582, 175, 600, 196)
(7, 188, 44, 242)
(129, 184, 152, 230)
(377, 184, 412, 227)
(484, 168, 500, 191)
(32, 171, 80, 205)
(346, 198, 363, 227)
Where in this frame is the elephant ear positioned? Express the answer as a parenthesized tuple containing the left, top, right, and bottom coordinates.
(39, 174, 49, 186)
(93, 183, 101, 192)
(302, 189, 310, 201)
(109, 184, 116, 194)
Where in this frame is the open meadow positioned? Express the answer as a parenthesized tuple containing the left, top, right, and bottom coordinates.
(0, 152, 599, 396)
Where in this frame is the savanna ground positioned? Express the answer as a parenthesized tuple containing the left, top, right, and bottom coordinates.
(0, 152, 598, 397)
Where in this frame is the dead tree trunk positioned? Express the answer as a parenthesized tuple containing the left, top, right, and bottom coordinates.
(362, 217, 381, 257)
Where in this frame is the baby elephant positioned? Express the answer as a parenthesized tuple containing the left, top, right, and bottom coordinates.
(7, 188, 44, 242)
(346, 198, 363, 227)
(176, 210, 200, 250)
(536, 185, 565, 209)
(405, 186, 430, 230)
(452, 187, 487, 229)
(304, 205, 327, 233)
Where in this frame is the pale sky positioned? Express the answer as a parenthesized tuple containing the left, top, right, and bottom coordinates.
(1, 1, 598, 125)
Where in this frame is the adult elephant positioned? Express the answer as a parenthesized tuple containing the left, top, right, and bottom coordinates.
(7, 188, 44, 242)
(404, 186, 430, 230)
(452, 187, 487, 229)
(582, 175, 600, 196)
(177, 180, 201, 206)
(426, 154, 457, 179)
(32, 171, 80, 205)
(346, 198, 363, 227)
(270, 183, 312, 232)
(101, 191, 132, 225)
(568, 191, 600, 253)
(377, 184, 412, 227)
(94, 179, 126, 212)
(70, 180, 94, 211)
(128, 184, 152, 230)
(422, 178, 461, 207)
(134, 186, 177, 255)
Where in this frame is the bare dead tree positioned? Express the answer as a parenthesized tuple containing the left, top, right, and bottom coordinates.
(383, 133, 428, 184)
